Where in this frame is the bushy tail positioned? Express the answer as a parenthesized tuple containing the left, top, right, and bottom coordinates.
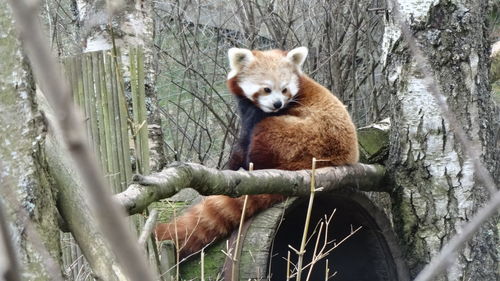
(155, 194, 284, 258)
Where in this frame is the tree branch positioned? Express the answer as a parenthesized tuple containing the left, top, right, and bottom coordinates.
(115, 162, 387, 215)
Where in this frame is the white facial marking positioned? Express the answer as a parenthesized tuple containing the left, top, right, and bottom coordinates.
(238, 81, 260, 100)
(288, 80, 299, 97)
(263, 80, 274, 88)
(259, 91, 285, 113)
(237, 71, 301, 113)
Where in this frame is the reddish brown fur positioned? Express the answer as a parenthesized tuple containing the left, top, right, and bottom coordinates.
(227, 76, 243, 97)
(156, 49, 358, 259)
(249, 75, 358, 170)
(155, 194, 284, 258)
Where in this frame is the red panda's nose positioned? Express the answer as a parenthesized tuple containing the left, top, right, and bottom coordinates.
(273, 101, 283, 109)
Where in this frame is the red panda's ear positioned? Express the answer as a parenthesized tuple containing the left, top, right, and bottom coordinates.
(286, 47, 308, 70)
(228, 48, 254, 79)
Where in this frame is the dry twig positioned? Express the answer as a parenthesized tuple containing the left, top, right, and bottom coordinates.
(138, 209, 159, 247)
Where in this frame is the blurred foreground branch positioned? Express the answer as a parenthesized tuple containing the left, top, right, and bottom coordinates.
(6, 0, 154, 280)
(115, 163, 387, 215)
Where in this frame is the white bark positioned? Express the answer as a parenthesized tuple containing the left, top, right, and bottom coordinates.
(78, 0, 152, 52)
(383, 0, 498, 280)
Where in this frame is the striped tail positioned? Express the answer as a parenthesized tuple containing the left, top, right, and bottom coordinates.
(155, 194, 284, 259)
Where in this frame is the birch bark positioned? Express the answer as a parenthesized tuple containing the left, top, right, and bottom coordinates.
(382, 0, 499, 279)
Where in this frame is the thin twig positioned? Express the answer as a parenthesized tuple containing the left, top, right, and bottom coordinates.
(201, 248, 205, 281)
(287, 251, 291, 281)
(305, 221, 324, 281)
(289, 226, 362, 278)
(231, 162, 253, 280)
(296, 158, 317, 281)
(324, 259, 329, 281)
(138, 209, 159, 247)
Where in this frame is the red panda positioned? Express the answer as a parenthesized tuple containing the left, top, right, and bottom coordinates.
(155, 47, 359, 259)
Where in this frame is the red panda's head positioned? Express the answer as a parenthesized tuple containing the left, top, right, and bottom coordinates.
(227, 47, 308, 113)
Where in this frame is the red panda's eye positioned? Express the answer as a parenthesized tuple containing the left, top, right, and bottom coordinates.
(282, 88, 287, 93)
(264, 87, 272, 93)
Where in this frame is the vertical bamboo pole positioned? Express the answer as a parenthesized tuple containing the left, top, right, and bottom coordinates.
(70, 58, 79, 106)
(103, 51, 119, 192)
(136, 47, 150, 175)
(114, 49, 133, 188)
(101, 52, 116, 190)
(110, 49, 126, 192)
(86, 53, 101, 160)
(80, 55, 92, 142)
(105, 51, 121, 193)
(75, 56, 84, 111)
(129, 47, 161, 278)
(130, 47, 140, 167)
(93, 51, 109, 177)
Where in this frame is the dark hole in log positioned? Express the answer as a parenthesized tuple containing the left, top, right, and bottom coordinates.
(269, 192, 402, 281)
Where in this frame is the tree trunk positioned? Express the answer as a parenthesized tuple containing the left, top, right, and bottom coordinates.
(77, 0, 166, 171)
(383, 0, 499, 280)
(0, 3, 63, 280)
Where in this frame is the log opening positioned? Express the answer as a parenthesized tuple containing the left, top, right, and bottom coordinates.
(267, 190, 409, 281)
